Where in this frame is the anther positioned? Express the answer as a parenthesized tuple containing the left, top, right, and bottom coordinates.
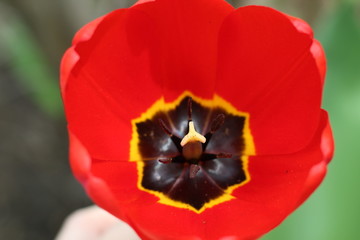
(158, 118, 182, 152)
(210, 114, 225, 133)
(187, 97, 193, 121)
(203, 114, 225, 151)
(217, 153, 232, 158)
(201, 153, 232, 161)
(158, 158, 172, 164)
(158, 119, 172, 136)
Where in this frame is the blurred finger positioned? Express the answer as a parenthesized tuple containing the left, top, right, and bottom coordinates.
(55, 205, 120, 240)
(100, 221, 141, 240)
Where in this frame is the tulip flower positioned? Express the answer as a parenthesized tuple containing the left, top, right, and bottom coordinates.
(60, 0, 334, 239)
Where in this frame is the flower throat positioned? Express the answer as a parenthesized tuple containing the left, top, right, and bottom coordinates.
(130, 93, 254, 212)
(157, 98, 232, 178)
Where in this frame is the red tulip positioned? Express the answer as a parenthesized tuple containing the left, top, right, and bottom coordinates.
(60, 0, 334, 239)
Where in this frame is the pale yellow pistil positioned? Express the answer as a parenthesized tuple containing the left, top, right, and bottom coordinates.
(180, 121, 206, 146)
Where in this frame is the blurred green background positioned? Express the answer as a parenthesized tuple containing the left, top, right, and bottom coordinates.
(0, 0, 359, 239)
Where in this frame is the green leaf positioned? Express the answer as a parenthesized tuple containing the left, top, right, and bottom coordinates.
(0, 10, 63, 118)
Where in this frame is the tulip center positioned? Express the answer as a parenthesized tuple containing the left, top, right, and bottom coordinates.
(157, 98, 233, 179)
(130, 92, 255, 212)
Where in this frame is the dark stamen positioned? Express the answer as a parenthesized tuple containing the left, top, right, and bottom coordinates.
(210, 114, 225, 133)
(203, 114, 225, 151)
(158, 158, 172, 164)
(189, 164, 200, 178)
(201, 153, 233, 161)
(217, 153, 232, 158)
(187, 97, 193, 121)
(159, 156, 185, 164)
(158, 118, 182, 152)
(158, 119, 172, 136)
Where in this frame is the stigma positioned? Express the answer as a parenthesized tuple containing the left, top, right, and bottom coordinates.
(180, 121, 205, 161)
(180, 121, 206, 146)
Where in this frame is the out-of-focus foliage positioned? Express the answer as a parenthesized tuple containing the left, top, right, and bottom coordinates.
(0, 0, 359, 239)
(0, 7, 61, 117)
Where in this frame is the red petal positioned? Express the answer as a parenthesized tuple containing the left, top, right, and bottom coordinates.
(60, 47, 79, 98)
(61, 16, 106, 98)
(62, 0, 233, 160)
(217, 6, 323, 155)
(68, 130, 124, 219)
(286, 15, 314, 37)
(310, 39, 327, 86)
(69, 130, 91, 183)
(296, 161, 327, 207)
(115, 110, 331, 240)
(132, 0, 233, 101)
(321, 112, 334, 163)
(296, 111, 333, 206)
(85, 176, 125, 220)
(227, 110, 329, 239)
(73, 16, 106, 45)
(133, 0, 156, 6)
(62, 8, 164, 160)
(90, 160, 142, 205)
(286, 15, 326, 85)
